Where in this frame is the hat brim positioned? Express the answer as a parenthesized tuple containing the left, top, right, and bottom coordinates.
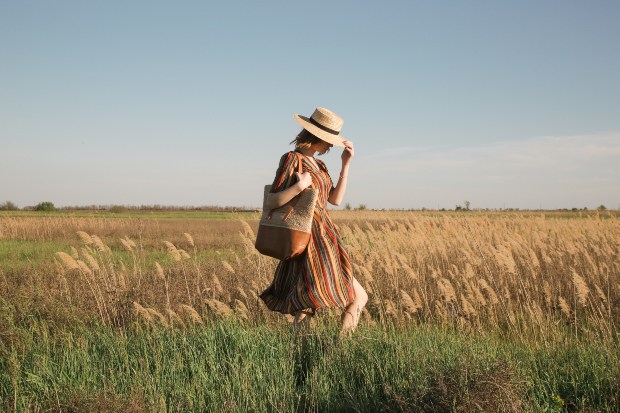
(294, 115, 346, 147)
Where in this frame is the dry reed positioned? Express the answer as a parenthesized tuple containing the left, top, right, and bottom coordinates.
(3, 210, 615, 336)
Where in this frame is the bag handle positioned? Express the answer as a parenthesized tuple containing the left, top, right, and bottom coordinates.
(267, 152, 306, 222)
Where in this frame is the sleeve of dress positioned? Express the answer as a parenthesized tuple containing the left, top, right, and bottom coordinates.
(270, 152, 301, 193)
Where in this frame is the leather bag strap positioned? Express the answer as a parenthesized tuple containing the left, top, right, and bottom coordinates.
(267, 152, 306, 220)
(296, 151, 303, 175)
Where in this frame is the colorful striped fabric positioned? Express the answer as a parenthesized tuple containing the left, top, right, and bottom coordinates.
(260, 151, 356, 314)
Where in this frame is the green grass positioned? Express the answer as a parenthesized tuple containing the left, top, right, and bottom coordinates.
(0, 239, 238, 276)
(1, 315, 618, 412)
(0, 240, 73, 274)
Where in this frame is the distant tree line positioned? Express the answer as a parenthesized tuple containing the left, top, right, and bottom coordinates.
(60, 204, 259, 212)
(0, 200, 616, 213)
(0, 201, 258, 212)
(1, 201, 58, 211)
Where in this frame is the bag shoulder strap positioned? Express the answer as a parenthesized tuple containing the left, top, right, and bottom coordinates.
(297, 153, 303, 174)
(293, 151, 313, 188)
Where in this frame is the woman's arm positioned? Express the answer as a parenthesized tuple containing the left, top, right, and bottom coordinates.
(328, 141, 354, 206)
(265, 172, 312, 210)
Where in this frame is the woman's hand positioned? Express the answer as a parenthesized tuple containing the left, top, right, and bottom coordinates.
(341, 140, 354, 164)
(295, 171, 312, 190)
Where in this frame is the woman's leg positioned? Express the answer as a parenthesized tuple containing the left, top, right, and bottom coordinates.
(292, 309, 314, 334)
(341, 277, 368, 334)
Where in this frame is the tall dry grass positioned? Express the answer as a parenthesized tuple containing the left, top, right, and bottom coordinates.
(3, 211, 608, 342)
(337, 214, 619, 341)
(0, 215, 251, 249)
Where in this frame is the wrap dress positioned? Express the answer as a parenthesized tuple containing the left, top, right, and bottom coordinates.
(260, 150, 356, 314)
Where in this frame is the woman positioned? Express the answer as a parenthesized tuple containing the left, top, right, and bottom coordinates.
(259, 107, 368, 334)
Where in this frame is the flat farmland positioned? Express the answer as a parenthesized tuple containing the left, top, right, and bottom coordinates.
(0, 210, 618, 412)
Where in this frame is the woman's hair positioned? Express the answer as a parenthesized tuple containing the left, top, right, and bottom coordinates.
(290, 129, 323, 149)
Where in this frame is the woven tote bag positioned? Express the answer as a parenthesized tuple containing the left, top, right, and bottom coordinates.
(255, 154, 318, 260)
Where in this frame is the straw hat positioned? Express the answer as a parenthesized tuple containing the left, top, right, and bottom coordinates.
(294, 107, 346, 147)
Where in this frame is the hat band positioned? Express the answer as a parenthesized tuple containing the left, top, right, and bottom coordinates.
(309, 117, 340, 136)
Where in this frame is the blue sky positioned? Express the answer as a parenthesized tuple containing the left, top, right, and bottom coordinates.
(1, 1, 619, 210)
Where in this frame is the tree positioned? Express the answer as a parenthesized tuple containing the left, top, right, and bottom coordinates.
(0, 201, 18, 210)
(344, 202, 352, 211)
(464, 200, 471, 211)
(34, 201, 56, 211)
(110, 205, 128, 213)
(597, 205, 607, 211)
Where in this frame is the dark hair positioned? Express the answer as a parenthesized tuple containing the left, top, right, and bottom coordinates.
(290, 129, 323, 149)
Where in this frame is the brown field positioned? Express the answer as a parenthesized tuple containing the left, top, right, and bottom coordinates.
(1, 209, 618, 339)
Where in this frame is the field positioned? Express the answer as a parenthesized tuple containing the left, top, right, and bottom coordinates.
(0, 210, 619, 412)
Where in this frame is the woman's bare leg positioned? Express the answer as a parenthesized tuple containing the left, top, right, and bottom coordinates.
(341, 278, 368, 334)
(292, 310, 313, 335)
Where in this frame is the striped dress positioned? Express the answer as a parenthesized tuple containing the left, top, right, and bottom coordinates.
(260, 150, 356, 314)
